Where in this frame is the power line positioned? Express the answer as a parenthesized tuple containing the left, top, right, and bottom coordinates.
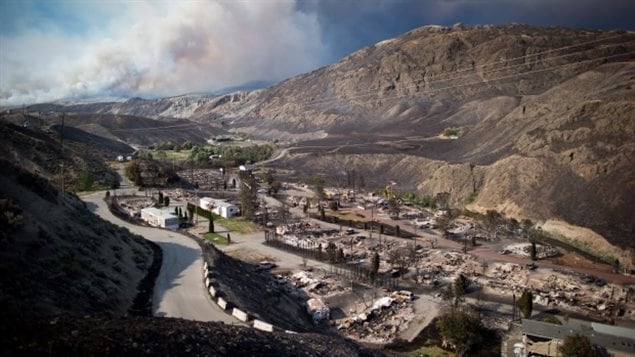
(301, 39, 635, 108)
(305, 33, 630, 106)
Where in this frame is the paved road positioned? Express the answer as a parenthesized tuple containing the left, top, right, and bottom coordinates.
(82, 191, 236, 324)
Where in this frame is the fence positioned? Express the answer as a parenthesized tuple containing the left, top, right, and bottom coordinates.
(308, 213, 414, 239)
(264, 231, 397, 289)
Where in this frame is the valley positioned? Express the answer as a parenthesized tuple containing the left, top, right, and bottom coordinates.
(1, 23, 634, 357)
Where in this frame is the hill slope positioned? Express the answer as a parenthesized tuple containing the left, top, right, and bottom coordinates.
(236, 24, 635, 252)
(0, 159, 154, 319)
(26, 24, 635, 252)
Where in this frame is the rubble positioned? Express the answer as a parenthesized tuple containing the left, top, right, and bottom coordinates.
(307, 298, 330, 321)
(501, 243, 560, 259)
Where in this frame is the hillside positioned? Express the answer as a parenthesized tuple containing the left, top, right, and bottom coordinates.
(0, 159, 155, 319)
(1, 315, 382, 357)
(22, 24, 635, 253)
(236, 24, 635, 252)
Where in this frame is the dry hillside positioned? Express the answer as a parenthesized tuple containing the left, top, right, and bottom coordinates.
(21, 24, 634, 252)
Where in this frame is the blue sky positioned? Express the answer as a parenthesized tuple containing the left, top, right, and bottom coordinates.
(1, 0, 633, 105)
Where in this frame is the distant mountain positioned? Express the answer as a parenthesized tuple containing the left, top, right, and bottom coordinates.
(30, 24, 635, 255)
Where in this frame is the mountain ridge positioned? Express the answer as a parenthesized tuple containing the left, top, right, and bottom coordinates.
(22, 24, 635, 254)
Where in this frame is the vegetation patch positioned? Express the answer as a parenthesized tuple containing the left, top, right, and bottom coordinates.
(215, 216, 259, 234)
(442, 127, 463, 138)
(203, 232, 229, 245)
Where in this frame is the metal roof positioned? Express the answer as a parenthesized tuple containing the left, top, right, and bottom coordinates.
(141, 207, 177, 218)
(522, 319, 635, 353)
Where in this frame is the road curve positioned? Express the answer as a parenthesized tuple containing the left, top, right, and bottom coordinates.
(82, 191, 236, 323)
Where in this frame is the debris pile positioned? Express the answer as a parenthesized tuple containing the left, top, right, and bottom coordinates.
(501, 243, 560, 259)
(115, 196, 154, 217)
(336, 294, 414, 344)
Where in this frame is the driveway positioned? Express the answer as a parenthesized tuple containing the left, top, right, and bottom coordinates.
(82, 191, 236, 324)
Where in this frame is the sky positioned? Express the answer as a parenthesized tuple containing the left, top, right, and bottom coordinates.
(1, 0, 633, 106)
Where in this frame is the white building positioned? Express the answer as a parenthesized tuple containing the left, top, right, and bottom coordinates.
(141, 207, 180, 230)
(199, 197, 238, 218)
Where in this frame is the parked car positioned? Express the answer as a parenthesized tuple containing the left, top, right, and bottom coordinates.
(345, 228, 356, 235)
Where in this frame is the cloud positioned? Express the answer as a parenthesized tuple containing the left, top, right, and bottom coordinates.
(2, 0, 632, 105)
(0, 1, 324, 105)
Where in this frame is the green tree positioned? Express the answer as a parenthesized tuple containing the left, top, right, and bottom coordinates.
(271, 180, 282, 194)
(124, 161, 143, 186)
(158, 191, 164, 205)
(484, 210, 502, 240)
(454, 274, 470, 300)
(226, 233, 231, 244)
(436, 309, 484, 356)
(387, 197, 400, 219)
(181, 140, 194, 150)
(370, 252, 380, 283)
(530, 242, 537, 261)
(239, 172, 257, 220)
(326, 242, 337, 263)
(313, 177, 326, 201)
(560, 334, 597, 357)
(357, 175, 365, 191)
(209, 215, 215, 233)
(263, 169, 274, 185)
(77, 167, 94, 191)
(187, 204, 195, 222)
(517, 290, 533, 318)
(164, 196, 170, 207)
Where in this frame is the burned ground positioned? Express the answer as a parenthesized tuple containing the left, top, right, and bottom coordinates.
(0, 315, 384, 357)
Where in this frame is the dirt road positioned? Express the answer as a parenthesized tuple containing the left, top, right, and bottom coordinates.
(82, 191, 237, 324)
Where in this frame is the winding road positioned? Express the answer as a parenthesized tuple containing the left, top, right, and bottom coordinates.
(83, 190, 236, 323)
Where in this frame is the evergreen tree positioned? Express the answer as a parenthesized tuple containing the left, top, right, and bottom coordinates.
(370, 252, 380, 282)
(164, 196, 170, 206)
(436, 309, 484, 357)
(560, 334, 597, 357)
(517, 290, 533, 318)
(226, 233, 231, 244)
(209, 215, 215, 233)
(238, 172, 257, 220)
(530, 242, 537, 261)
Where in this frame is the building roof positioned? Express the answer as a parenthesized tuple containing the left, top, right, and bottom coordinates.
(200, 197, 236, 208)
(141, 207, 177, 218)
(522, 319, 635, 353)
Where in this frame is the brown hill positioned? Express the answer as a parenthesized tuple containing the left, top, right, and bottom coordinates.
(233, 24, 634, 254)
(29, 25, 634, 254)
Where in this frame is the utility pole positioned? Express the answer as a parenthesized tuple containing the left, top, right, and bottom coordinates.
(369, 205, 374, 240)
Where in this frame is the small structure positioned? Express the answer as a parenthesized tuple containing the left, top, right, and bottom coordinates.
(522, 319, 635, 357)
(199, 197, 238, 218)
(141, 207, 180, 230)
(117, 155, 124, 162)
